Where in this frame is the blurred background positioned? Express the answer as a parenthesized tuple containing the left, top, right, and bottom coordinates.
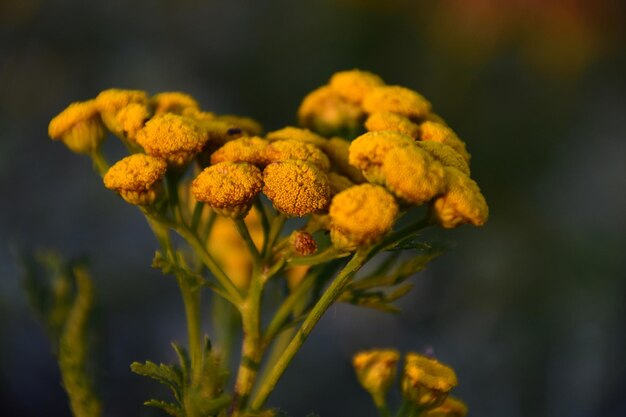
(1, 0, 625, 416)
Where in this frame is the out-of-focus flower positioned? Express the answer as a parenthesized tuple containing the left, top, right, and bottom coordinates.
(365, 112, 420, 139)
(416, 141, 470, 176)
(424, 396, 468, 417)
(363, 86, 431, 120)
(321, 137, 366, 183)
(103, 154, 167, 206)
(210, 136, 270, 167)
(329, 69, 385, 104)
(353, 349, 400, 397)
(401, 353, 458, 410)
(419, 121, 470, 162)
(433, 167, 488, 228)
(214, 115, 264, 137)
(48, 99, 105, 154)
(151, 92, 199, 115)
(265, 140, 331, 171)
(95, 89, 149, 138)
(297, 86, 364, 136)
(266, 126, 328, 148)
(290, 230, 318, 256)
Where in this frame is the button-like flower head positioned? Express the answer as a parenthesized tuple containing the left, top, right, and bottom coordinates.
(348, 131, 415, 184)
(353, 349, 400, 397)
(363, 85, 432, 120)
(329, 69, 385, 104)
(48, 99, 105, 154)
(103, 154, 167, 205)
(365, 112, 420, 139)
(416, 141, 470, 176)
(297, 86, 364, 136)
(265, 140, 331, 171)
(266, 126, 328, 149)
(419, 121, 470, 161)
(210, 136, 270, 167)
(433, 167, 488, 228)
(95, 89, 149, 138)
(151, 92, 199, 115)
(401, 353, 458, 410)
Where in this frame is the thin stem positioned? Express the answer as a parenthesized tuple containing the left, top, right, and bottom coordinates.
(287, 246, 349, 266)
(177, 271, 203, 385)
(372, 393, 391, 417)
(191, 202, 204, 232)
(233, 218, 262, 269)
(262, 213, 286, 260)
(254, 199, 271, 249)
(201, 209, 217, 244)
(91, 151, 109, 177)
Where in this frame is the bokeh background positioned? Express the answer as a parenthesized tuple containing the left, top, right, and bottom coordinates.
(1, 0, 625, 416)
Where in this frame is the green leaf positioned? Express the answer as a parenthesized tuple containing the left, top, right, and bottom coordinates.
(171, 343, 190, 383)
(130, 361, 183, 403)
(144, 399, 183, 417)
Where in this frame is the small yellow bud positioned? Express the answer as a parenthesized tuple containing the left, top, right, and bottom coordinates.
(95, 89, 149, 137)
(363, 85, 431, 120)
(419, 121, 470, 162)
(191, 162, 263, 218)
(48, 99, 105, 154)
(151, 91, 199, 115)
(365, 112, 420, 139)
(136, 113, 209, 167)
(424, 397, 468, 417)
(266, 126, 328, 149)
(353, 349, 400, 396)
(401, 353, 458, 410)
(329, 184, 398, 251)
(103, 154, 167, 205)
(210, 136, 270, 167)
(433, 167, 488, 228)
(265, 140, 331, 171)
(348, 131, 415, 184)
(297, 86, 364, 136)
(416, 141, 470, 176)
(329, 69, 385, 104)
(262, 160, 331, 217)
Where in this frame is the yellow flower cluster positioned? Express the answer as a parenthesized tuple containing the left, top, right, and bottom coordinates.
(103, 154, 167, 205)
(402, 353, 458, 409)
(353, 349, 400, 396)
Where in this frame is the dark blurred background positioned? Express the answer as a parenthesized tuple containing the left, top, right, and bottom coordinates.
(1, 0, 625, 416)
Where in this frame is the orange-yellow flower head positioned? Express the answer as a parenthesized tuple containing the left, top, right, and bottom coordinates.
(329, 69, 385, 104)
(365, 112, 420, 139)
(210, 136, 269, 167)
(416, 141, 470, 176)
(103, 154, 167, 205)
(433, 167, 489, 228)
(329, 184, 398, 251)
(353, 349, 400, 397)
(322, 137, 365, 183)
(348, 131, 415, 184)
(215, 115, 264, 137)
(48, 99, 105, 154)
(113, 102, 150, 142)
(381, 146, 447, 205)
(327, 172, 354, 196)
(191, 162, 263, 218)
(424, 397, 468, 417)
(363, 85, 432, 120)
(266, 126, 328, 149)
(95, 89, 149, 138)
(262, 160, 331, 217)
(151, 91, 199, 115)
(402, 353, 458, 410)
(297, 86, 364, 136)
(136, 113, 209, 167)
(265, 140, 331, 171)
(419, 121, 470, 161)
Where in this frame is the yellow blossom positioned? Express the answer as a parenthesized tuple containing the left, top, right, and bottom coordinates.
(95, 89, 149, 137)
(433, 167, 488, 228)
(381, 146, 446, 205)
(192, 162, 263, 218)
(265, 140, 331, 171)
(416, 141, 470, 175)
(363, 85, 432, 120)
(210, 136, 269, 167)
(214, 115, 264, 137)
(297, 86, 364, 136)
(365, 112, 420, 139)
(322, 137, 365, 183)
(103, 154, 167, 205)
(48, 99, 105, 154)
(151, 91, 199, 115)
(136, 113, 209, 167)
(327, 172, 354, 196)
(329, 69, 385, 104)
(348, 131, 415, 183)
(424, 397, 468, 417)
(182, 107, 216, 122)
(114, 102, 150, 142)
(353, 349, 400, 397)
(329, 184, 398, 251)
(266, 126, 328, 148)
(262, 160, 331, 217)
(419, 121, 470, 161)
(401, 353, 458, 410)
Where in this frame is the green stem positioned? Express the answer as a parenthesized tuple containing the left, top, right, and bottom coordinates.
(177, 271, 203, 385)
(262, 213, 286, 260)
(91, 151, 109, 177)
(287, 246, 349, 266)
(233, 218, 262, 269)
(201, 209, 217, 244)
(250, 250, 369, 411)
(372, 393, 391, 417)
(191, 202, 204, 232)
(254, 199, 271, 248)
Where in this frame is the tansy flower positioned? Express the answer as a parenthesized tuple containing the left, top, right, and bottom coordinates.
(353, 349, 400, 397)
(419, 121, 470, 161)
(329, 184, 398, 251)
(95, 89, 149, 138)
(290, 230, 317, 256)
(401, 353, 458, 410)
(297, 86, 364, 136)
(114, 102, 150, 142)
(266, 126, 328, 149)
(327, 172, 354, 196)
(424, 397, 468, 417)
(48, 99, 105, 154)
(416, 141, 470, 176)
(103, 154, 167, 205)
(348, 131, 415, 184)
(433, 167, 488, 228)
(365, 112, 420, 139)
(322, 137, 365, 183)
(191, 162, 263, 218)
(262, 160, 331, 217)
(151, 92, 199, 115)
(381, 146, 447, 205)
(136, 113, 209, 167)
(329, 69, 385, 104)
(210, 136, 270, 167)
(214, 115, 264, 137)
(363, 85, 432, 120)
(265, 140, 331, 171)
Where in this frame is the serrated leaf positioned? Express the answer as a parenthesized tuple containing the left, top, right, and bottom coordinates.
(386, 283, 414, 301)
(131, 361, 183, 402)
(171, 343, 190, 383)
(144, 399, 183, 417)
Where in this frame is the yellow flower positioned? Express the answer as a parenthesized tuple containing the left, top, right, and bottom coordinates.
(210, 136, 270, 167)
(297, 86, 364, 136)
(136, 113, 209, 167)
(363, 85, 432, 120)
(401, 353, 458, 410)
(424, 397, 468, 417)
(262, 160, 331, 217)
(48, 99, 105, 154)
(348, 130, 415, 184)
(416, 141, 470, 176)
(214, 115, 264, 137)
(95, 89, 149, 137)
(433, 167, 488, 228)
(265, 140, 331, 171)
(191, 162, 263, 218)
(327, 172, 354, 196)
(329, 184, 398, 251)
(151, 91, 199, 115)
(114, 102, 150, 142)
(322, 137, 365, 183)
(419, 121, 470, 161)
(329, 69, 385, 104)
(103, 154, 167, 205)
(365, 112, 420, 139)
(381, 146, 447, 205)
(353, 349, 400, 397)
(266, 126, 328, 149)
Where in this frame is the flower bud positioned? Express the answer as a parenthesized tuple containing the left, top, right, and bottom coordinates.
(48, 100, 105, 154)
(329, 69, 385, 104)
(290, 231, 317, 256)
(401, 353, 458, 410)
(363, 85, 431, 120)
(433, 167, 488, 228)
(424, 396, 468, 417)
(353, 349, 399, 397)
(103, 154, 167, 205)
